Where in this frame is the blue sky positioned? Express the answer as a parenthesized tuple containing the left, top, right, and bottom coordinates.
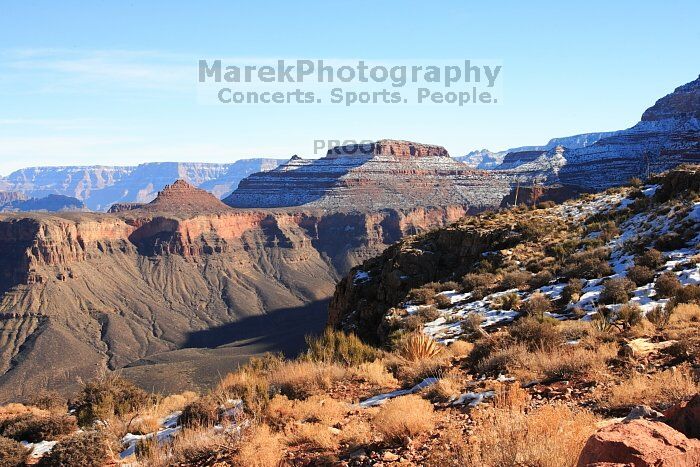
(0, 1, 698, 175)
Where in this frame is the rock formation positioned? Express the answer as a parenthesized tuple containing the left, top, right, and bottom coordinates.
(0, 192, 85, 212)
(559, 75, 700, 189)
(0, 160, 284, 211)
(577, 419, 700, 466)
(226, 139, 510, 210)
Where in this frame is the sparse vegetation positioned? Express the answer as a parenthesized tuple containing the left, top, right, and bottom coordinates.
(305, 328, 377, 366)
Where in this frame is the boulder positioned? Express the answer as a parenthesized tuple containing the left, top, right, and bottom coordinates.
(664, 394, 700, 439)
(577, 419, 700, 467)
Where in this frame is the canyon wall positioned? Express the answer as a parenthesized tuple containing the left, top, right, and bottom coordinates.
(0, 202, 469, 401)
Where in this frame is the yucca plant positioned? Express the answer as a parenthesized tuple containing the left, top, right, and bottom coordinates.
(400, 333, 442, 361)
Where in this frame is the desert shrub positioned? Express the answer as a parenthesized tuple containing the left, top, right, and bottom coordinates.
(305, 328, 377, 366)
(490, 292, 521, 311)
(561, 278, 585, 304)
(616, 303, 643, 330)
(596, 368, 699, 412)
(27, 391, 67, 413)
(626, 265, 655, 286)
(417, 305, 441, 323)
(599, 277, 636, 304)
(400, 333, 442, 361)
(269, 361, 346, 399)
(517, 345, 615, 382)
(529, 269, 555, 289)
(439, 281, 460, 291)
(500, 270, 532, 290)
(0, 414, 77, 442)
(599, 221, 621, 242)
(636, 248, 665, 269)
(461, 272, 496, 292)
(466, 334, 512, 371)
(646, 305, 673, 329)
(0, 436, 28, 467)
(460, 313, 487, 339)
(408, 285, 438, 304)
(509, 317, 562, 351)
(434, 294, 453, 309)
(38, 432, 108, 467)
(655, 271, 682, 298)
(373, 395, 435, 444)
(516, 219, 548, 241)
(655, 232, 686, 251)
(74, 374, 149, 425)
(521, 292, 554, 319)
(564, 249, 612, 279)
(476, 345, 526, 376)
(178, 398, 221, 428)
(404, 314, 424, 332)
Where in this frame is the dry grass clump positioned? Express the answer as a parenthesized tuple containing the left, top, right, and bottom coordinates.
(423, 375, 463, 402)
(448, 339, 474, 358)
(0, 436, 28, 467)
(216, 369, 270, 416)
(596, 368, 699, 412)
(671, 303, 700, 323)
(286, 422, 339, 450)
(266, 394, 347, 428)
(269, 361, 346, 399)
(339, 418, 373, 448)
(373, 395, 436, 444)
(464, 401, 598, 467)
(234, 424, 284, 467)
(305, 328, 378, 366)
(37, 431, 108, 467)
(349, 360, 398, 388)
